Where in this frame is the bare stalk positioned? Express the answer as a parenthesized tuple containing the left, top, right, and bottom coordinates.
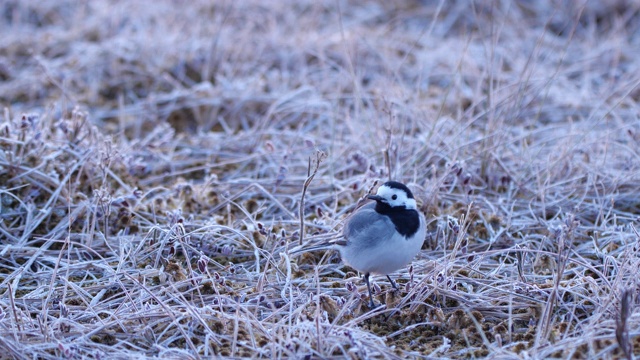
(299, 150, 326, 245)
(615, 289, 633, 360)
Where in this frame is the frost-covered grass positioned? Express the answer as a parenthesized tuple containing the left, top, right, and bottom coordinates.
(1, 1, 640, 358)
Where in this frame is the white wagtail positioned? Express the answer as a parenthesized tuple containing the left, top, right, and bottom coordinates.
(298, 181, 426, 308)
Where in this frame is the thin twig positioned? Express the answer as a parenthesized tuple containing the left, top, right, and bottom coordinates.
(299, 150, 325, 245)
(615, 289, 633, 360)
(7, 283, 21, 334)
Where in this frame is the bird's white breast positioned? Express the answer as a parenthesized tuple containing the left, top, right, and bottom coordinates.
(339, 213, 426, 275)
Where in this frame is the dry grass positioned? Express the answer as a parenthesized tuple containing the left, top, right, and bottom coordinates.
(1, 0, 640, 358)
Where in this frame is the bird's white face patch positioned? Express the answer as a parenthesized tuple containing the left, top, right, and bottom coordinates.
(375, 185, 417, 209)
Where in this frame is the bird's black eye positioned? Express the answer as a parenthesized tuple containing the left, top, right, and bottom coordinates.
(391, 194, 397, 200)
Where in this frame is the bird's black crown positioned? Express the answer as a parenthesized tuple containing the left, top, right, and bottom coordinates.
(383, 181, 415, 199)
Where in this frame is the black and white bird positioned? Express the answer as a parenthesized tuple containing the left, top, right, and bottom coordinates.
(297, 181, 426, 308)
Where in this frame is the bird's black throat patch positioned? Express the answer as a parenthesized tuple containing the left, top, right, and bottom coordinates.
(374, 202, 420, 237)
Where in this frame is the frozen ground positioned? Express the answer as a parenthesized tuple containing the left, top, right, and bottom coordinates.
(1, 1, 639, 358)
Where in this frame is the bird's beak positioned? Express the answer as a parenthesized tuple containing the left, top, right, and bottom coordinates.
(367, 195, 383, 202)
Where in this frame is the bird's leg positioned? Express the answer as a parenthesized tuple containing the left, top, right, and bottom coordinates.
(386, 275, 398, 290)
(364, 273, 376, 308)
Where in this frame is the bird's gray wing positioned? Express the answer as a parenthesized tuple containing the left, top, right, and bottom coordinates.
(342, 207, 396, 250)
